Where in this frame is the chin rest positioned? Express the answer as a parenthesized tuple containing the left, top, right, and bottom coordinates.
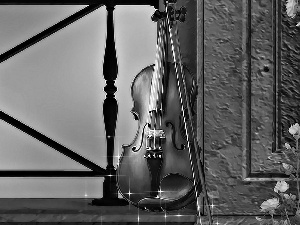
(137, 173, 194, 211)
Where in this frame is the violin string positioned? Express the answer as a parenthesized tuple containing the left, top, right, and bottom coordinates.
(161, 18, 168, 126)
(149, 19, 164, 148)
(151, 23, 159, 113)
(155, 22, 161, 129)
(165, 2, 212, 224)
(155, 22, 163, 128)
(154, 21, 161, 141)
(149, 20, 162, 125)
(156, 20, 165, 128)
(158, 20, 163, 127)
(150, 19, 166, 131)
(158, 19, 167, 127)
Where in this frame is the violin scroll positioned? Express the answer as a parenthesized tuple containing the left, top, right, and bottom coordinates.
(151, 0, 187, 23)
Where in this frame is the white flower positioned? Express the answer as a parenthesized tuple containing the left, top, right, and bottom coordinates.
(260, 198, 280, 212)
(286, 0, 298, 18)
(289, 123, 300, 138)
(283, 193, 290, 199)
(282, 163, 290, 170)
(282, 163, 294, 171)
(255, 216, 263, 221)
(283, 193, 296, 200)
(274, 181, 289, 193)
(285, 143, 292, 149)
(297, 21, 300, 26)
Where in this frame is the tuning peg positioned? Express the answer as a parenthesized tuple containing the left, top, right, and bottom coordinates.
(151, 10, 166, 22)
(178, 14, 185, 22)
(180, 6, 187, 14)
(164, 0, 177, 4)
(177, 6, 187, 23)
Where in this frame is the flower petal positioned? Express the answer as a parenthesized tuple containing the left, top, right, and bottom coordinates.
(274, 181, 289, 193)
(286, 0, 298, 18)
(285, 143, 292, 149)
(255, 216, 263, 221)
(283, 193, 290, 199)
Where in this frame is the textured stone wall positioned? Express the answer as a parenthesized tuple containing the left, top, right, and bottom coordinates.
(202, 0, 251, 215)
(160, 0, 300, 221)
(281, 0, 300, 146)
(199, 0, 282, 219)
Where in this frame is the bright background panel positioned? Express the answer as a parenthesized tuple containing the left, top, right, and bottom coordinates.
(0, 5, 156, 198)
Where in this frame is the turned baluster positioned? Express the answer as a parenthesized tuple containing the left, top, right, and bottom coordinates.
(92, 1, 128, 206)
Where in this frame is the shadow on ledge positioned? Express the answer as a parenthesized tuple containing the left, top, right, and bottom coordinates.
(0, 198, 200, 224)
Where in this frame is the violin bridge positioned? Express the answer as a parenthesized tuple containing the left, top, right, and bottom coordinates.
(147, 129, 166, 139)
(144, 129, 166, 159)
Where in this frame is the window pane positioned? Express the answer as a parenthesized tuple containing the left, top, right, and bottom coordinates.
(0, 119, 89, 170)
(0, 5, 85, 54)
(0, 5, 156, 197)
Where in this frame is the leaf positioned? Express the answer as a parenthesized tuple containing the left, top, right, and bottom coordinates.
(282, 163, 296, 174)
(286, 0, 298, 18)
(268, 151, 298, 168)
(290, 174, 297, 180)
(260, 218, 274, 225)
(285, 170, 292, 175)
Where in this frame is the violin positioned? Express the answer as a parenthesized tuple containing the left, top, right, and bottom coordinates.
(117, 2, 212, 221)
(117, 62, 197, 211)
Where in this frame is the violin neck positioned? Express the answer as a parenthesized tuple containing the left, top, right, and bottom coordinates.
(149, 19, 169, 112)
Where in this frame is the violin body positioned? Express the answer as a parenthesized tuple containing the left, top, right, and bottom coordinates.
(117, 62, 199, 211)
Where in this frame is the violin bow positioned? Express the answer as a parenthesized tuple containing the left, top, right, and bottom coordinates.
(164, 1, 213, 224)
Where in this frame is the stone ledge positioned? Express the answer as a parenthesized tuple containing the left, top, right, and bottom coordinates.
(0, 198, 199, 223)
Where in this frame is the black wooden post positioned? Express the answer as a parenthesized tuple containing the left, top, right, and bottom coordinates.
(92, 0, 128, 206)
